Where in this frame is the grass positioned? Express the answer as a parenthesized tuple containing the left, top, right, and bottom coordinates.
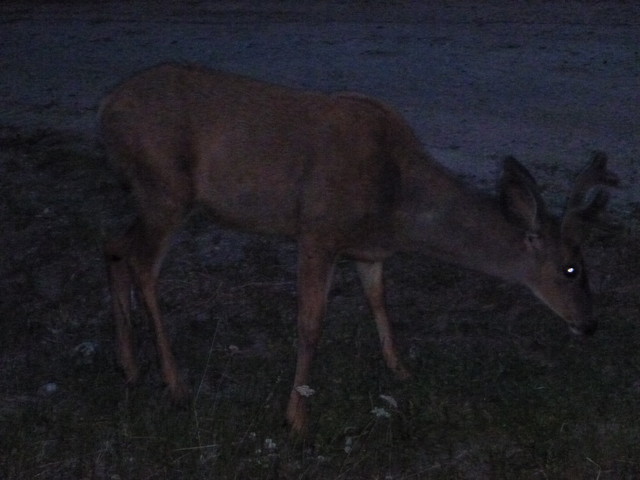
(0, 128, 638, 479)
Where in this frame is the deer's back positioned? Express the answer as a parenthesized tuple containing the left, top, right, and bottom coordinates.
(99, 63, 424, 247)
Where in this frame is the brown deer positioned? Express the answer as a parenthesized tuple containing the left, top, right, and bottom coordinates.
(100, 63, 618, 434)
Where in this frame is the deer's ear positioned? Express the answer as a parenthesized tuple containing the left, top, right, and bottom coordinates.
(562, 188, 614, 244)
(561, 151, 620, 245)
(499, 156, 545, 231)
(524, 231, 544, 252)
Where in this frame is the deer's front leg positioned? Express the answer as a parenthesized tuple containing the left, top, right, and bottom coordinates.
(286, 240, 335, 435)
(356, 261, 410, 379)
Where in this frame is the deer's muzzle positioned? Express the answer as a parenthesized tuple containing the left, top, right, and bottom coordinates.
(569, 319, 597, 337)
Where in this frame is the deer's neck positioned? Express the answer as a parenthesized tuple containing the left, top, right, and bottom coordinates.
(396, 159, 527, 282)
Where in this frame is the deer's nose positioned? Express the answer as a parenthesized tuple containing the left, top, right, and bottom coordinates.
(570, 321, 597, 337)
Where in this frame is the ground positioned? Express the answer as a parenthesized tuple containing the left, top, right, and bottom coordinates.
(0, 1, 639, 479)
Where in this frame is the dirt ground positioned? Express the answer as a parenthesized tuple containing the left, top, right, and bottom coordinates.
(2, 1, 638, 189)
(1, 1, 639, 478)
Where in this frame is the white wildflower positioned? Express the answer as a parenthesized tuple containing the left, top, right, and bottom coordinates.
(38, 382, 58, 396)
(264, 438, 277, 451)
(295, 385, 316, 397)
(73, 341, 97, 357)
(371, 407, 391, 418)
(344, 436, 353, 454)
(379, 394, 398, 409)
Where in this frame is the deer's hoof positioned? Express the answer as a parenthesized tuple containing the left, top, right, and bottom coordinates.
(395, 367, 412, 381)
(168, 380, 191, 407)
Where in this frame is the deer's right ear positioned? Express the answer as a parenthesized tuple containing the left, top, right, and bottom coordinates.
(499, 156, 544, 232)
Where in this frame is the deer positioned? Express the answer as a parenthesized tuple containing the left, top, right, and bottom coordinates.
(99, 62, 619, 434)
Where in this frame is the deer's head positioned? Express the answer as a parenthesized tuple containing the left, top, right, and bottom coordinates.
(500, 152, 619, 336)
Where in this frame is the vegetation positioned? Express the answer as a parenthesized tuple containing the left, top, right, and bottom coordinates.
(1, 129, 638, 479)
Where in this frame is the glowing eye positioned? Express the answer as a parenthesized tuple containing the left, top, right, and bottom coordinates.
(564, 265, 579, 278)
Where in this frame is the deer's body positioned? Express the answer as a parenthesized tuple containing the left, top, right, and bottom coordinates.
(102, 65, 434, 247)
(100, 63, 617, 433)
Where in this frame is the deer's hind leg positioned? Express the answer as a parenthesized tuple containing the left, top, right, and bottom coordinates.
(105, 166, 191, 402)
(105, 231, 138, 385)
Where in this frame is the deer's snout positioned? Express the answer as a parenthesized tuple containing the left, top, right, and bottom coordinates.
(567, 294, 596, 337)
(565, 298, 596, 336)
(528, 276, 596, 338)
(569, 319, 597, 337)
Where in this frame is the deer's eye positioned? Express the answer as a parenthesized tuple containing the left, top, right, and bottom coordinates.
(564, 265, 579, 278)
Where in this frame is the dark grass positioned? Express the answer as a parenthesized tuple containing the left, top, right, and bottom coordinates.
(1, 129, 638, 479)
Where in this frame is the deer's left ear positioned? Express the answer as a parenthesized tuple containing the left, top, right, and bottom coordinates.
(562, 189, 611, 244)
(562, 151, 620, 245)
(499, 156, 545, 232)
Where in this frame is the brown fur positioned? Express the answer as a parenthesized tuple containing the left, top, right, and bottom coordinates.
(100, 63, 618, 434)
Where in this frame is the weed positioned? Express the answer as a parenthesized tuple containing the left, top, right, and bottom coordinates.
(1, 130, 638, 479)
